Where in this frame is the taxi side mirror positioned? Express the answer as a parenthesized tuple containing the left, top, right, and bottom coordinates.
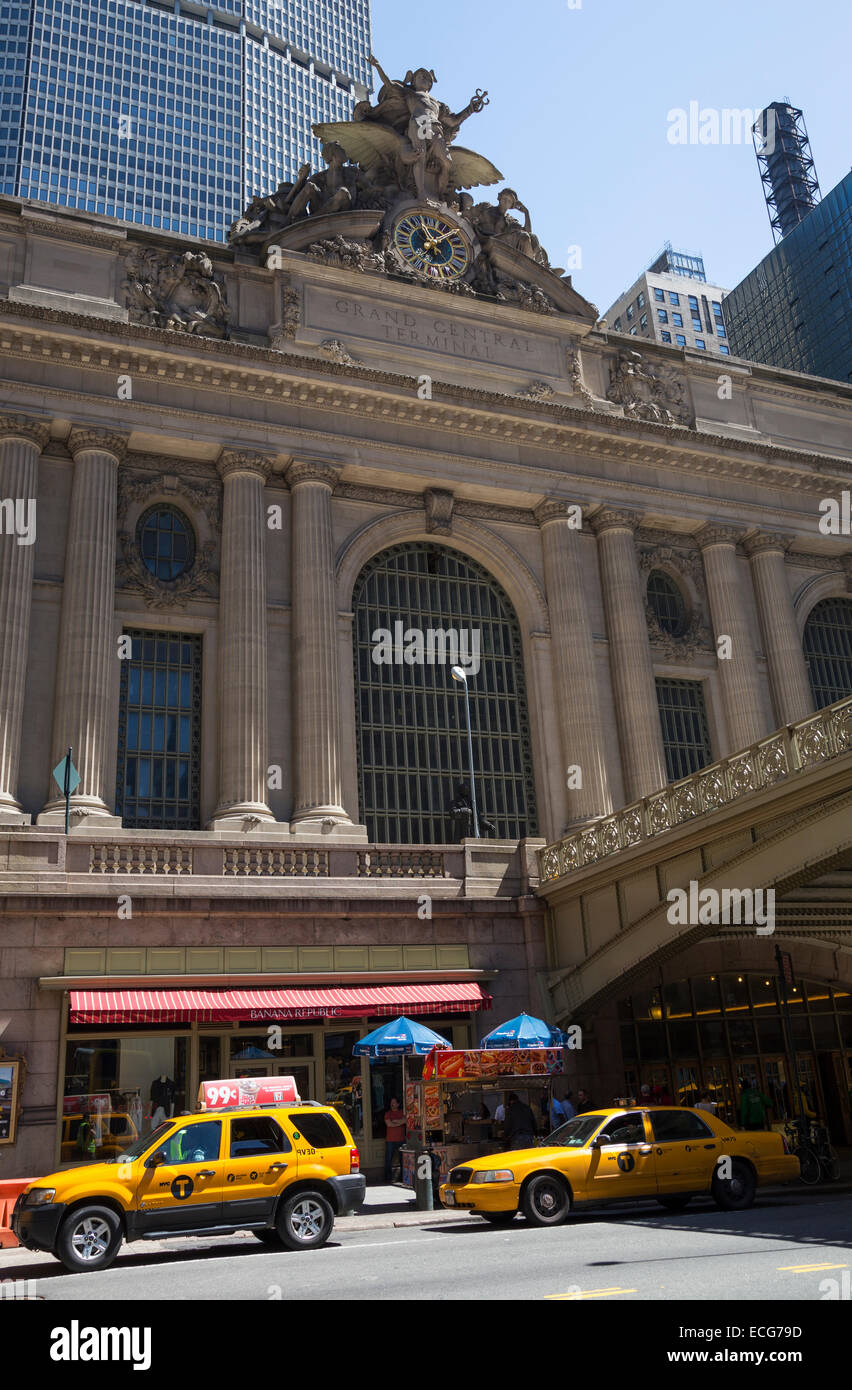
(590, 1135, 607, 1149)
(145, 1149, 167, 1169)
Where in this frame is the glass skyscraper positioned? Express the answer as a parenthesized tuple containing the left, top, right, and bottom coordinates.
(724, 170, 852, 386)
(0, 0, 371, 241)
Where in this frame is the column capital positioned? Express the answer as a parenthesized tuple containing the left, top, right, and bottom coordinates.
(743, 530, 793, 558)
(695, 521, 744, 550)
(0, 414, 51, 450)
(217, 449, 272, 482)
(286, 457, 342, 490)
(589, 505, 641, 536)
(534, 497, 584, 528)
(68, 428, 128, 463)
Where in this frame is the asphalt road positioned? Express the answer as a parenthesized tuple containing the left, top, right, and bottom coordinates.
(4, 1191, 852, 1302)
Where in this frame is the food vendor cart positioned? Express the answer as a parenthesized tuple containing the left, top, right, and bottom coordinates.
(401, 1046, 564, 1188)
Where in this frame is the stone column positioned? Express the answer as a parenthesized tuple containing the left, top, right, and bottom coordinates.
(287, 458, 352, 828)
(41, 429, 127, 821)
(535, 499, 611, 824)
(696, 523, 766, 750)
(211, 450, 275, 828)
(0, 415, 51, 820)
(745, 531, 814, 727)
(591, 507, 667, 801)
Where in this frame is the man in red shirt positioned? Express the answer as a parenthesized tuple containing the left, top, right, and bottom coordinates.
(384, 1097, 407, 1182)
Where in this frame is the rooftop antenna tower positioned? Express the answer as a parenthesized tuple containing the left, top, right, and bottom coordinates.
(753, 102, 821, 244)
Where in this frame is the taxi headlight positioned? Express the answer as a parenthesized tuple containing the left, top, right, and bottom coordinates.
(475, 1170, 515, 1183)
(25, 1188, 56, 1207)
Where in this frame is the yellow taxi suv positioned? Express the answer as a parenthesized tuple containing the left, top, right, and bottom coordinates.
(440, 1106, 799, 1227)
(13, 1102, 365, 1272)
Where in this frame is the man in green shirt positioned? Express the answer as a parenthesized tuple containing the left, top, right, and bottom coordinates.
(739, 1082, 772, 1131)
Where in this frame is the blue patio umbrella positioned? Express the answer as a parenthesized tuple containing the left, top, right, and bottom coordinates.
(480, 1012, 563, 1049)
(352, 1016, 452, 1058)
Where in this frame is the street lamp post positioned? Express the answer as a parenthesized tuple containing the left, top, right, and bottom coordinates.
(451, 666, 479, 839)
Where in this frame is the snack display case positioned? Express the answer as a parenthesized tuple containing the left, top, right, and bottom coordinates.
(400, 1047, 563, 1186)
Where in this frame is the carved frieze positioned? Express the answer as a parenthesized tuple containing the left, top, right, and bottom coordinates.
(319, 338, 361, 366)
(123, 247, 230, 339)
(607, 348, 693, 427)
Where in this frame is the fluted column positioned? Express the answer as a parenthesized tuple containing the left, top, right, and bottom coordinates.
(535, 499, 611, 824)
(697, 523, 766, 750)
(591, 507, 667, 801)
(41, 429, 127, 820)
(211, 450, 275, 827)
(287, 459, 351, 827)
(0, 415, 51, 819)
(745, 531, 814, 727)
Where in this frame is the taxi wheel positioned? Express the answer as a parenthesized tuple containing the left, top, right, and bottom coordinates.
(57, 1205, 122, 1273)
(711, 1160, 756, 1211)
(521, 1174, 570, 1227)
(277, 1191, 334, 1250)
(657, 1195, 691, 1211)
(480, 1211, 518, 1225)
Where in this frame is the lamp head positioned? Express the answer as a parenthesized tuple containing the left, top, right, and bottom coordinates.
(451, 666, 467, 684)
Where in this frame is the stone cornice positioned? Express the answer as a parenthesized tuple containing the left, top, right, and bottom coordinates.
(0, 413, 51, 449)
(1, 298, 850, 488)
(695, 522, 745, 549)
(590, 506, 641, 535)
(19, 215, 127, 250)
(68, 428, 128, 462)
(743, 530, 794, 557)
(217, 449, 272, 482)
(286, 458, 342, 489)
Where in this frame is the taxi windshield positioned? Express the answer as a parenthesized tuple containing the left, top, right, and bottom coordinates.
(105, 1122, 173, 1162)
(545, 1114, 607, 1147)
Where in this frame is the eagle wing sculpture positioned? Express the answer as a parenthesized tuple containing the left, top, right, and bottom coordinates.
(448, 147, 503, 191)
(312, 120, 405, 171)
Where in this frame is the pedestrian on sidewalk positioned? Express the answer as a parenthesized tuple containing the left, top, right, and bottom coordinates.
(383, 1097, 407, 1182)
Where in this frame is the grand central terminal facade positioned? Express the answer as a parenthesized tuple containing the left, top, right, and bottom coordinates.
(1, 62, 852, 1171)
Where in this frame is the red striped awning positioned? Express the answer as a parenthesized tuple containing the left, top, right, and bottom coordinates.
(69, 981, 492, 1025)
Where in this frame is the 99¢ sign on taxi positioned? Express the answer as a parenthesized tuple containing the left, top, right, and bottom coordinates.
(198, 1077, 301, 1109)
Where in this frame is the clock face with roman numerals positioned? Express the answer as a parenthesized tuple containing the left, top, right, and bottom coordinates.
(391, 209, 473, 282)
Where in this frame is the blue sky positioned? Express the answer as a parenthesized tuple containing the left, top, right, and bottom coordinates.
(368, 0, 852, 311)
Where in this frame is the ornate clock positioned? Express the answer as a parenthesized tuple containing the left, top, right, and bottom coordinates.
(390, 208, 474, 283)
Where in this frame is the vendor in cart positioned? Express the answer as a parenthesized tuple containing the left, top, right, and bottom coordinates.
(503, 1092, 538, 1150)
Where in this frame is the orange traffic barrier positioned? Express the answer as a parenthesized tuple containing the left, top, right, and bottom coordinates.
(0, 1180, 32, 1248)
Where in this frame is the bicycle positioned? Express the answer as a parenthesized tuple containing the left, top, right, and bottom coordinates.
(783, 1117, 838, 1184)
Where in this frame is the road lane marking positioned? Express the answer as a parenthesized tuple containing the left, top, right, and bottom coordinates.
(546, 1287, 638, 1300)
(777, 1262, 849, 1272)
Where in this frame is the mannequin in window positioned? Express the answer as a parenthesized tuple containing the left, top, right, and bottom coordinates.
(150, 1074, 177, 1127)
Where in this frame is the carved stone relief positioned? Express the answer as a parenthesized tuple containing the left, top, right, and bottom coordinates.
(638, 541, 714, 661)
(116, 469, 221, 607)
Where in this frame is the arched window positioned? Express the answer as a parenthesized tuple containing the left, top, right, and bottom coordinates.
(803, 597, 852, 709)
(352, 543, 537, 844)
(647, 569, 687, 637)
(137, 504, 195, 581)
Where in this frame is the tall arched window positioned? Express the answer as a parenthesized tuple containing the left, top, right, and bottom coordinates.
(352, 543, 537, 844)
(803, 597, 852, 709)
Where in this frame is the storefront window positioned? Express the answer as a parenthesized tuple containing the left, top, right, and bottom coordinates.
(663, 979, 692, 1020)
(669, 1021, 698, 1055)
(756, 1017, 785, 1052)
(229, 1034, 314, 1062)
(324, 1031, 364, 1141)
(692, 975, 721, 1015)
(369, 1061, 404, 1141)
(751, 976, 779, 1012)
(636, 1022, 667, 1060)
(727, 1019, 756, 1055)
(63, 1037, 187, 1162)
(198, 1035, 223, 1086)
(697, 1020, 727, 1056)
(720, 974, 749, 1013)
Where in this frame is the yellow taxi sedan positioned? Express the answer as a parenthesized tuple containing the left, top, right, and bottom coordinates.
(439, 1106, 799, 1226)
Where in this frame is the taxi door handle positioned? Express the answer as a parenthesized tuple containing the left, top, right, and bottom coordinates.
(638, 1146, 652, 1155)
(704, 1144, 716, 1150)
(268, 1163, 288, 1172)
(197, 1170, 216, 1178)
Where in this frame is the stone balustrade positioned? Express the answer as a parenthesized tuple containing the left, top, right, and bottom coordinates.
(539, 694, 852, 886)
